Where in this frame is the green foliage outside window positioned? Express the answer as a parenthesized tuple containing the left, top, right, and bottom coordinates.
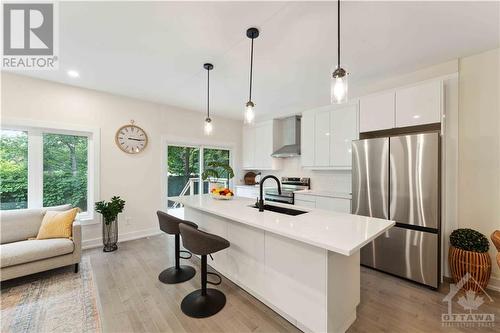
(43, 134, 88, 211)
(0, 130, 89, 211)
(0, 131, 28, 209)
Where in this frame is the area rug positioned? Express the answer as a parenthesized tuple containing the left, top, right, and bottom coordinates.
(1, 258, 101, 333)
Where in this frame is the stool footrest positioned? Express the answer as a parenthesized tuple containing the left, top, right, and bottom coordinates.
(207, 272, 222, 286)
(179, 250, 192, 260)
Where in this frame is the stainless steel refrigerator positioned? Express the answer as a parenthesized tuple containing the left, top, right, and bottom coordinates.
(352, 132, 440, 288)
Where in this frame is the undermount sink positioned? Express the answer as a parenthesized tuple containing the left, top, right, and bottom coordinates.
(249, 204, 308, 216)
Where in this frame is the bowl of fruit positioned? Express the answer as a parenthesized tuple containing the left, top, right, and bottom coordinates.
(210, 187, 234, 200)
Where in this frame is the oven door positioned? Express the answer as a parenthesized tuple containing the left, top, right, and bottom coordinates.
(264, 191, 294, 204)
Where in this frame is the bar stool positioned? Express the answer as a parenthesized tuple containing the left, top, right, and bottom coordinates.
(179, 223, 230, 318)
(157, 211, 198, 284)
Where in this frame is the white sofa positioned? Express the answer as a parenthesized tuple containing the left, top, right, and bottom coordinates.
(0, 205, 81, 282)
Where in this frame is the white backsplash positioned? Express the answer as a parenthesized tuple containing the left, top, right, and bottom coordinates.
(243, 157, 352, 194)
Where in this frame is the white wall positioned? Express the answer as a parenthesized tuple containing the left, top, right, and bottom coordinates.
(458, 48, 500, 287)
(1, 73, 243, 248)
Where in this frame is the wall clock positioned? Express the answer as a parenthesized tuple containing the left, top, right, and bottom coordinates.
(115, 120, 148, 154)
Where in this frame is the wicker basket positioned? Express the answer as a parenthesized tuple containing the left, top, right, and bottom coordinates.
(449, 246, 491, 292)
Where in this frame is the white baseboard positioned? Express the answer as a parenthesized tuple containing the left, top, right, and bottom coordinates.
(82, 228, 162, 250)
(443, 273, 499, 293)
(487, 275, 500, 292)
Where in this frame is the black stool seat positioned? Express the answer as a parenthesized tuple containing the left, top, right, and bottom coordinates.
(157, 211, 198, 284)
(179, 223, 230, 318)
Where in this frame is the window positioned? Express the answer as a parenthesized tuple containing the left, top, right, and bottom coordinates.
(165, 144, 231, 209)
(0, 123, 96, 220)
(0, 130, 28, 210)
(43, 133, 88, 211)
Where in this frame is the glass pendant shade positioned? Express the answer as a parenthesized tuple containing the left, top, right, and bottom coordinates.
(204, 118, 213, 136)
(331, 67, 348, 104)
(244, 101, 255, 124)
(203, 63, 214, 136)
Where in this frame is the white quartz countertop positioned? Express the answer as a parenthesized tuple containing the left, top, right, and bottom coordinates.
(294, 190, 352, 200)
(168, 194, 394, 256)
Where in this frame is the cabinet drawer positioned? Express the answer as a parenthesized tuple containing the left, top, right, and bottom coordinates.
(294, 194, 315, 203)
(315, 196, 351, 213)
(294, 199, 316, 208)
(235, 187, 259, 199)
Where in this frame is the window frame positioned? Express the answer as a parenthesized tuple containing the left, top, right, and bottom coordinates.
(161, 136, 235, 210)
(1, 118, 100, 224)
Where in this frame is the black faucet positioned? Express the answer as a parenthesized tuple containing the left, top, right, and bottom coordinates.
(258, 175, 282, 212)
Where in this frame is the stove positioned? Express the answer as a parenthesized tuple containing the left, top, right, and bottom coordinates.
(264, 177, 310, 205)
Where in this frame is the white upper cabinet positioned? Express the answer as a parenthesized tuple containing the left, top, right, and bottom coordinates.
(242, 121, 280, 170)
(314, 110, 331, 167)
(330, 104, 359, 168)
(301, 102, 359, 169)
(359, 79, 443, 132)
(255, 122, 274, 169)
(301, 113, 315, 167)
(395, 81, 442, 127)
(242, 125, 255, 169)
(359, 91, 395, 132)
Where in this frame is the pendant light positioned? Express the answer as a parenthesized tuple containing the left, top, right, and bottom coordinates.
(203, 63, 214, 136)
(245, 27, 259, 124)
(331, 0, 348, 104)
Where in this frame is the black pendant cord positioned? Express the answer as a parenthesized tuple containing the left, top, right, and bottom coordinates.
(249, 37, 254, 102)
(207, 68, 210, 119)
(337, 0, 341, 69)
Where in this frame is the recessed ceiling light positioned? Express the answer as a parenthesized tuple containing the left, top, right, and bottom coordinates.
(413, 115, 421, 119)
(67, 70, 79, 78)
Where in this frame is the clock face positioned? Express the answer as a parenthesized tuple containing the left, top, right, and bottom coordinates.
(115, 125, 148, 154)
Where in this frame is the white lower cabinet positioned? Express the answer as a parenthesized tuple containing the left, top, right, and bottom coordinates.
(295, 194, 351, 213)
(184, 207, 327, 333)
(235, 185, 259, 199)
(264, 233, 327, 332)
(315, 196, 351, 213)
(294, 199, 316, 208)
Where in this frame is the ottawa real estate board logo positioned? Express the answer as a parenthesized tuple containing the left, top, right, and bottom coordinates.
(2, 2, 58, 70)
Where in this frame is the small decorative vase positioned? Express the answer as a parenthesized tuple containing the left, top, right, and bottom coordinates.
(449, 246, 491, 292)
(102, 218, 118, 252)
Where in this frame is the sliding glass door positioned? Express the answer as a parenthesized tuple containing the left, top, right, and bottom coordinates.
(167, 145, 200, 208)
(166, 144, 231, 210)
(202, 148, 230, 194)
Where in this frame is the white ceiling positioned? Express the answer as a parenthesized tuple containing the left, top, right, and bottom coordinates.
(14, 1, 500, 121)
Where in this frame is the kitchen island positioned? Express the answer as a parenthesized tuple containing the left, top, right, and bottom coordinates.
(167, 195, 394, 333)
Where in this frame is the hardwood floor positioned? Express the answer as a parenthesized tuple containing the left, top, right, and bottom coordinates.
(85, 235, 500, 333)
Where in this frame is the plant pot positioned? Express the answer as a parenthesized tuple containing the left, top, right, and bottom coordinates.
(449, 246, 491, 292)
(103, 218, 118, 252)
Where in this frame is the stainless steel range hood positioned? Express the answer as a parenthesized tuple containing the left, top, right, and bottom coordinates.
(272, 116, 301, 158)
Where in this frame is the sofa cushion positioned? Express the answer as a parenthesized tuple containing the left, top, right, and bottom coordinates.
(36, 208, 79, 240)
(0, 238, 74, 268)
(0, 205, 72, 244)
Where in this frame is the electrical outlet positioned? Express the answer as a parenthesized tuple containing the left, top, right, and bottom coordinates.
(125, 217, 132, 225)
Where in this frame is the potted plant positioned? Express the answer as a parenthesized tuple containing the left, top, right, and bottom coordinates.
(202, 162, 235, 199)
(95, 196, 125, 252)
(449, 228, 491, 292)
